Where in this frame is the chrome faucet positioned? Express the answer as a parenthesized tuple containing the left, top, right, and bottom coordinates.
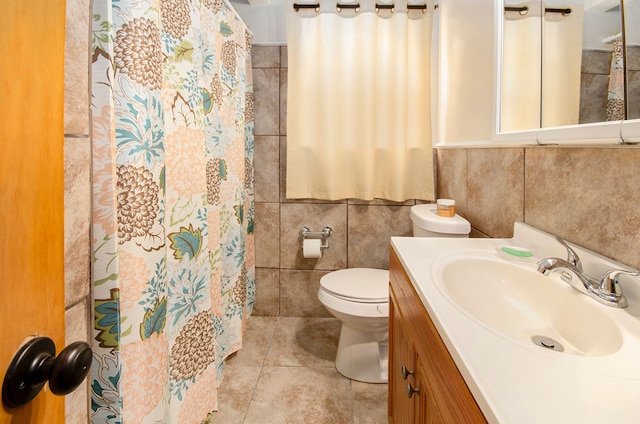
(553, 236, 582, 271)
(536, 236, 640, 308)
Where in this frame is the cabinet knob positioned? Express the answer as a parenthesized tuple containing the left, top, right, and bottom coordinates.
(406, 382, 420, 398)
(401, 365, 414, 380)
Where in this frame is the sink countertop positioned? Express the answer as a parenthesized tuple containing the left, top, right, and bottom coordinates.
(391, 223, 640, 424)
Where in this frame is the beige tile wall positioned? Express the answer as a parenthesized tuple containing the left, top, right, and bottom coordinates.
(252, 46, 430, 317)
(437, 146, 640, 270)
(580, 50, 611, 124)
(64, 0, 92, 421)
(628, 46, 640, 120)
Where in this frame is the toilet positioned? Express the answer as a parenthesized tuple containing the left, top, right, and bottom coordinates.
(317, 203, 471, 383)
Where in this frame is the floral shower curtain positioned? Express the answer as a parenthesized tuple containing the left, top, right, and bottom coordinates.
(90, 1, 255, 422)
(606, 38, 625, 121)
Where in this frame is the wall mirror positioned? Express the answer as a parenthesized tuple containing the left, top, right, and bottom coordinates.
(625, 0, 640, 121)
(499, 0, 625, 134)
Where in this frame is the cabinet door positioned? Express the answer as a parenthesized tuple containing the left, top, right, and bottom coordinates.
(415, 356, 444, 424)
(389, 295, 415, 424)
(390, 248, 487, 423)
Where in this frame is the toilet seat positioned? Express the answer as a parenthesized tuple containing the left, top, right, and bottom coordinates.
(319, 268, 389, 303)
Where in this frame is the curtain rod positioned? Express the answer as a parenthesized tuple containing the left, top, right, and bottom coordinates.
(293, 2, 434, 13)
(504, 6, 572, 16)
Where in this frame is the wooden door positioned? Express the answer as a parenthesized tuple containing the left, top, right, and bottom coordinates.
(0, 0, 66, 422)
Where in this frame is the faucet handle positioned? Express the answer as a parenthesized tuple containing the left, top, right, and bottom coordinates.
(598, 269, 640, 308)
(555, 236, 582, 271)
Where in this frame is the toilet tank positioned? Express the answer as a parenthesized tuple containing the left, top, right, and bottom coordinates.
(410, 204, 471, 238)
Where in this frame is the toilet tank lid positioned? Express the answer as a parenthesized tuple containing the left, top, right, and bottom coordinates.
(320, 268, 389, 302)
(410, 204, 471, 234)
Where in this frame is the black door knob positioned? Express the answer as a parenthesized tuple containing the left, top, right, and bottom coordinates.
(2, 336, 92, 408)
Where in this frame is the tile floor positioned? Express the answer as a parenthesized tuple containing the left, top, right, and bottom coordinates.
(212, 316, 388, 423)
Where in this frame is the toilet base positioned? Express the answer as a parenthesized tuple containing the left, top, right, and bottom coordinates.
(334, 324, 388, 384)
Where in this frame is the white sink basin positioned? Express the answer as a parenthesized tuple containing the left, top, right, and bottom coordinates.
(392, 225, 640, 423)
(432, 252, 623, 356)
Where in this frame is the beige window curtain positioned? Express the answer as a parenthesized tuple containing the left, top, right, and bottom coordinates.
(541, 2, 583, 127)
(501, 1, 541, 132)
(285, 0, 435, 202)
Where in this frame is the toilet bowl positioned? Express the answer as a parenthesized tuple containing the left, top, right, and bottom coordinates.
(317, 203, 471, 383)
(318, 268, 390, 383)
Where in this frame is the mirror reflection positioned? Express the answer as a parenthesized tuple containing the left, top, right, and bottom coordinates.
(501, 0, 542, 132)
(625, 0, 640, 120)
(541, 0, 584, 128)
(500, 0, 624, 132)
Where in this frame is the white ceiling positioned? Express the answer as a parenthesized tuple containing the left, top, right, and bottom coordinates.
(231, 0, 287, 45)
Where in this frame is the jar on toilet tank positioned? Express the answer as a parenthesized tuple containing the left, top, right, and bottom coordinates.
(436, 199, 456, 218)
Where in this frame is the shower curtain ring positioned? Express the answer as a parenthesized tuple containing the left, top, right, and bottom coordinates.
(336, 3, 360, 13)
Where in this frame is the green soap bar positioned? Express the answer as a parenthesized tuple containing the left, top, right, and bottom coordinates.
(501, 247, 533, 258)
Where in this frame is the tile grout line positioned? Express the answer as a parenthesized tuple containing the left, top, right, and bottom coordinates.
(240, 316, 280, 423)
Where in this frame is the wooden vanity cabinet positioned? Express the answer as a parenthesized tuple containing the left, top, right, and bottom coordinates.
(388, 248, 487, 424)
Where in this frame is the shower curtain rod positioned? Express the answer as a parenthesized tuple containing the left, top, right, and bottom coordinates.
(293, 2, 432, 12)
(504, 6, 572, 16)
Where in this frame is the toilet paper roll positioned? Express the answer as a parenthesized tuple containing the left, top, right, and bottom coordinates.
(303, 239, 322, 259)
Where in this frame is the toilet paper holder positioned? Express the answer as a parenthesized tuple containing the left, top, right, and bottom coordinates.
(301, 226, 333, 249)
